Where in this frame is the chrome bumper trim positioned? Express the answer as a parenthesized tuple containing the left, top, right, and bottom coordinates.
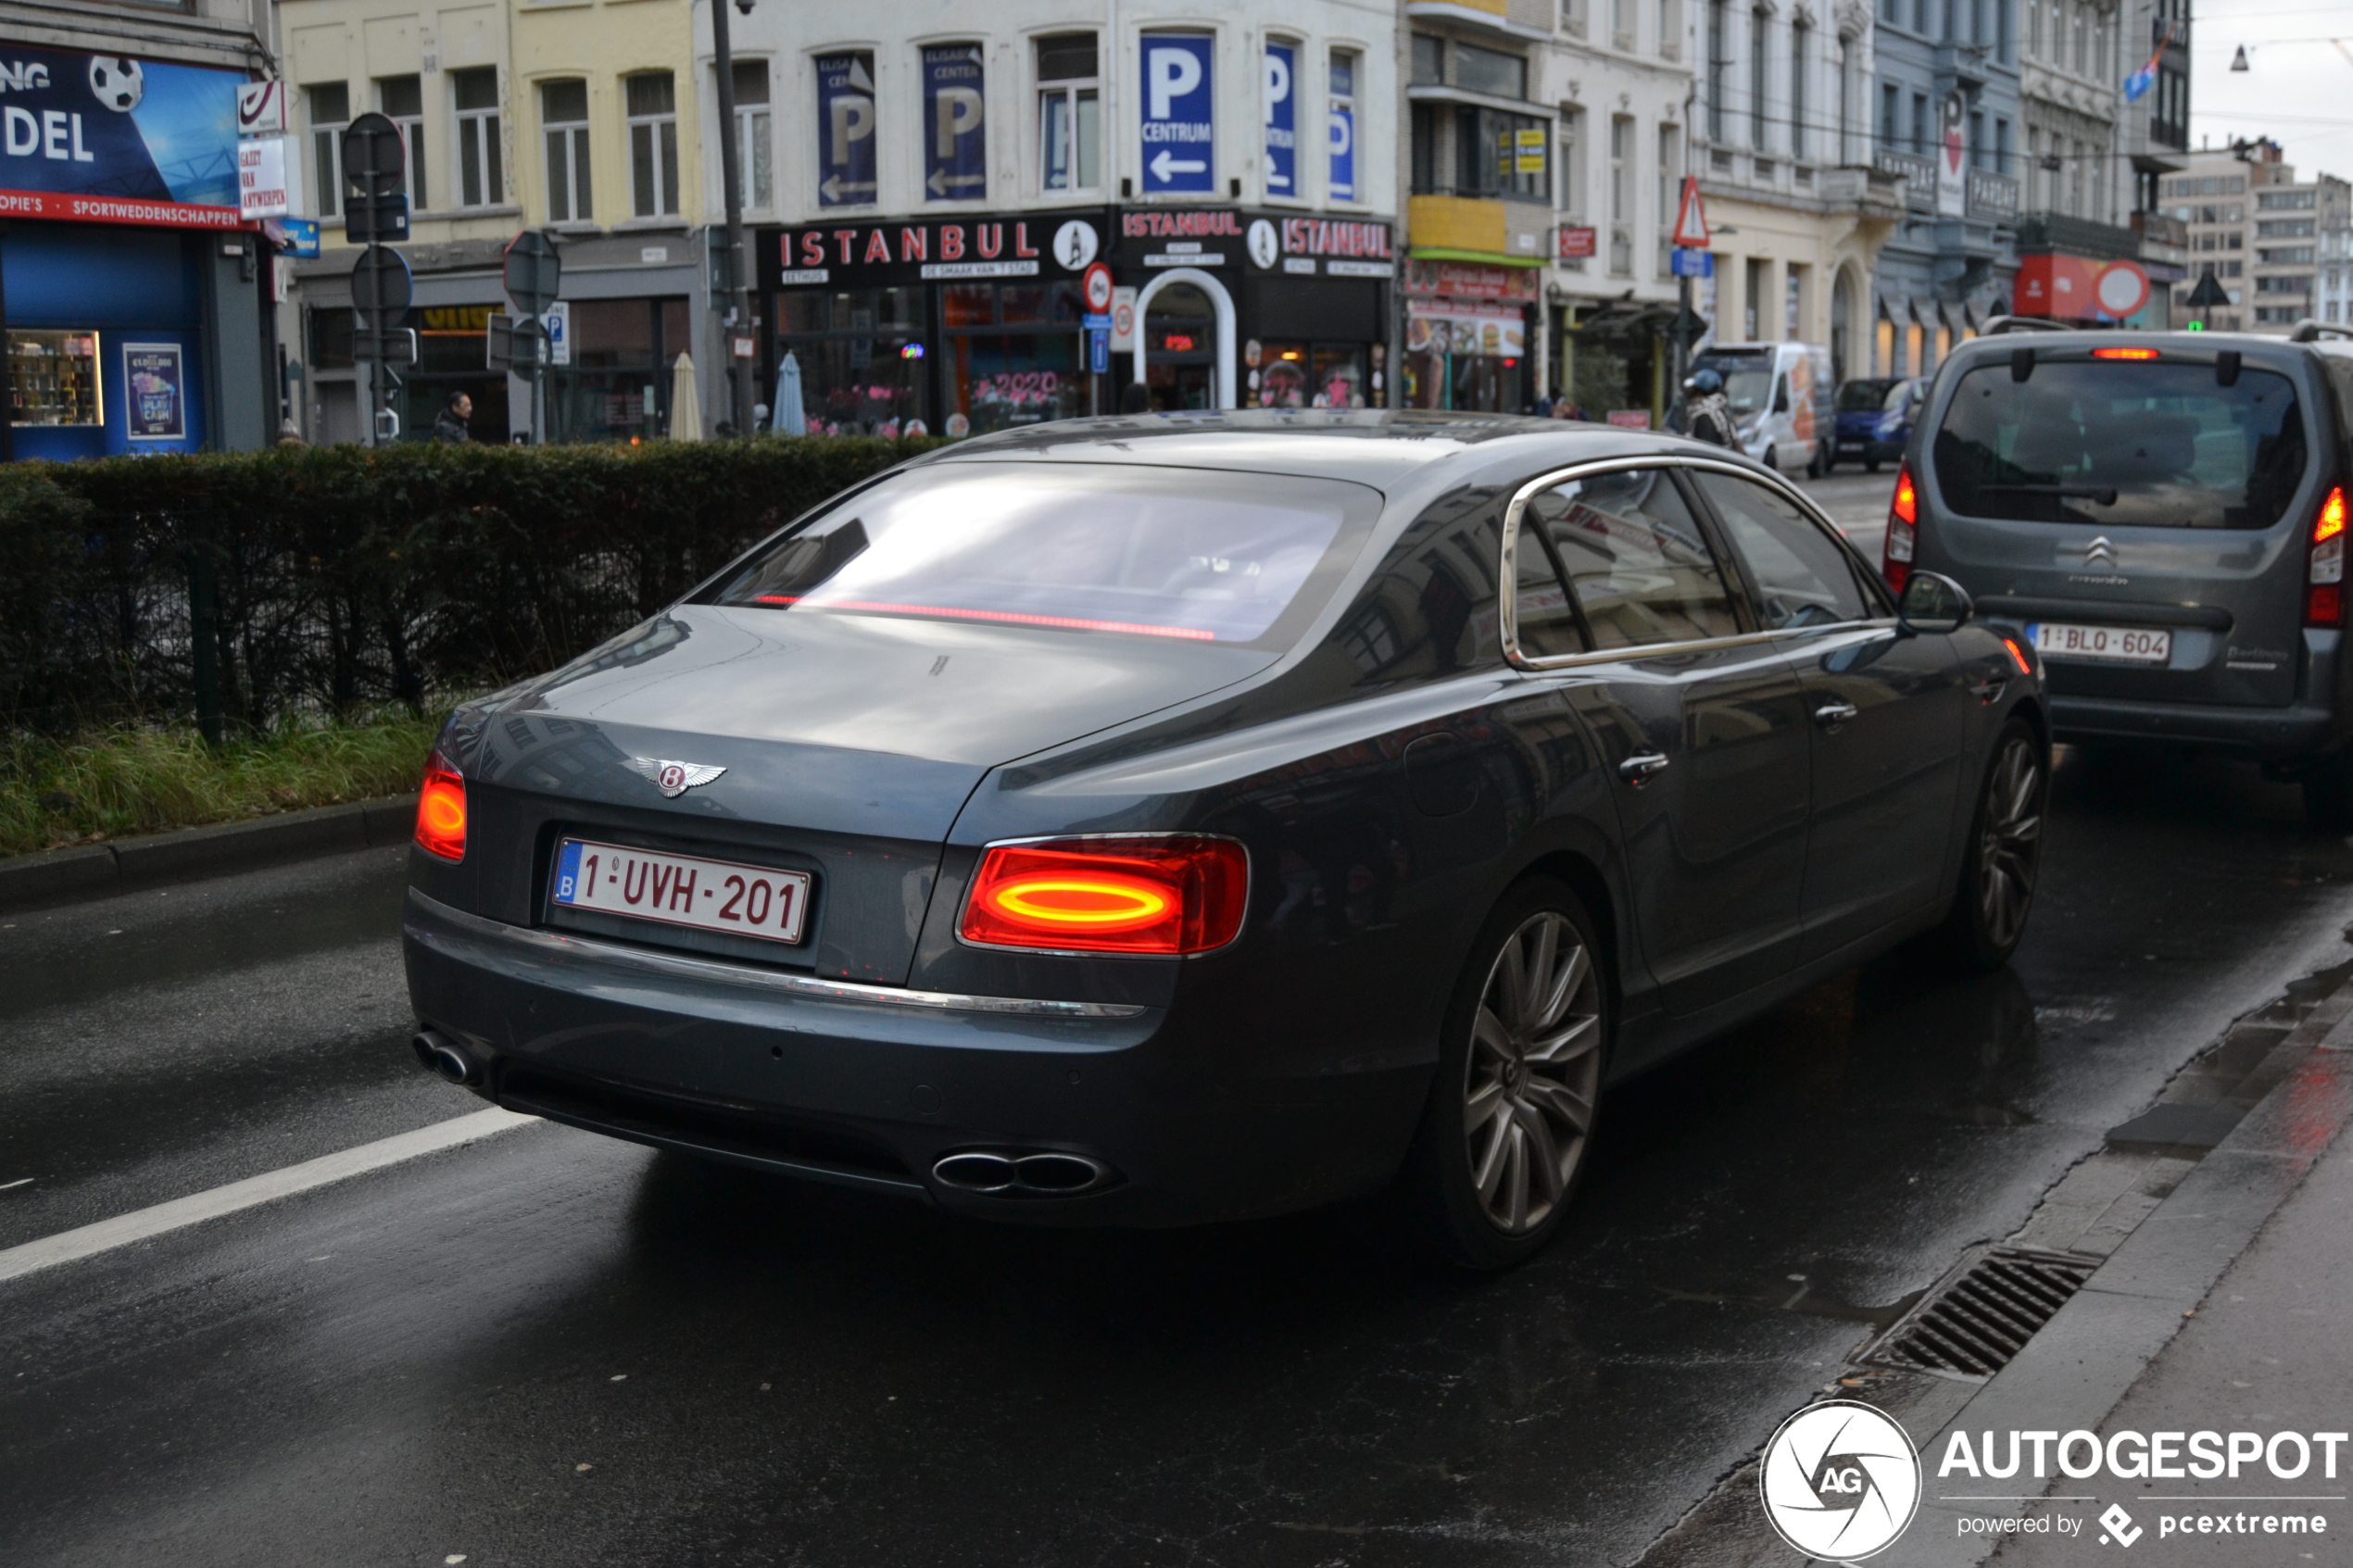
(405, 889, 1151, 1020)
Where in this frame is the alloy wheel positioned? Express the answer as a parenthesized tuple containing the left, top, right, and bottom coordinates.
(1978, 736, 2044, 949)
(1464, 910, 1604, 1235)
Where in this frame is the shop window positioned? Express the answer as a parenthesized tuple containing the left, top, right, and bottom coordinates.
(378, 75, 426, 209)
(549, 297, 691, 443)
(626, 72, 680, 218)
(733, 60, 774, 209)
(1453, 43, 1527, 99)
(8, 332, 102, 426)
(542, 80, 592, 223)
(308, 82, 349, 219)
(452, 68, 503, 208)
(1037, 33, 1101, 194)
(775, 287, 934, 435)
(1252, 343, 1369, 408)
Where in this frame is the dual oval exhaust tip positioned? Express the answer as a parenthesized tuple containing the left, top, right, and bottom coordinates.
(932, 1149, 1117, 1198)
(410, 1030, 483, 1087)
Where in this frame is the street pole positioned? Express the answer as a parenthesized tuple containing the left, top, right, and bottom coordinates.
(710, 0, 755, 434)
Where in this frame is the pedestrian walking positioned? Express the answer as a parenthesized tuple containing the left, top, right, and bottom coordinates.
(434, 392, 474, 445)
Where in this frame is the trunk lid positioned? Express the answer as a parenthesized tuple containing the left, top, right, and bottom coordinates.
(454, 606, 1275, 983)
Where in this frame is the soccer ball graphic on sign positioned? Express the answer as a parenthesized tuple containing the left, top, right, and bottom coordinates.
(88, 57, 145, 113)
(1757, 1400, 1921, 1561)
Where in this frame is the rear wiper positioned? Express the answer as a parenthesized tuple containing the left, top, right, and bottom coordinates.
(1977, 483, 2120, 506)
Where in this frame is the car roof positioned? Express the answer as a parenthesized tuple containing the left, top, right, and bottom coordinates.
(912, 408, 1736, 490)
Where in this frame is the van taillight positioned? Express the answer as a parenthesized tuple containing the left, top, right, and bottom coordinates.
(960, 836, 1248, 955)
(414, 753, 467, 861)
(1884, 464, 1919, 593)
(2309, 486, 2347, 629)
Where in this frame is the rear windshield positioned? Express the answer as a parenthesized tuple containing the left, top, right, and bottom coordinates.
(1837, 380, 1898, 412)
(1931, 359, 2309, 529)
(704, 461, 1380, 646)
(1694, 353, 1775, 416)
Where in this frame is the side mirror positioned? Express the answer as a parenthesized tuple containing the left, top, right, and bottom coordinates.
(1895, 570, 1973, 635)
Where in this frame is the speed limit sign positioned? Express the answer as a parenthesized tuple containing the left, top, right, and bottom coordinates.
(1082, 262, 1114, 315)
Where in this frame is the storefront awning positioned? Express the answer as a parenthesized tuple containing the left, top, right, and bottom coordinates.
(1569, 297, 1681, 347)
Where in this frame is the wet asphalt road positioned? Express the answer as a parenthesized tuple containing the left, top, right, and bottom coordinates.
(5, 458, 2352, 1566)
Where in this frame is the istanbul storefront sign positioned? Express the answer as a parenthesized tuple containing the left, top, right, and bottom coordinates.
(765, 212, 1106, 287)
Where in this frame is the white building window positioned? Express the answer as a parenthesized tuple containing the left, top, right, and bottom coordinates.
(733, 59, 773, 210)
(1613, 0, 1636, 50)
(378, 74, 425, 209)
(1038, 33, 1101, 194)
(1610, 113, 1634, 275)
(542, 79, 591, 222)
(451, 67, 502, 208)
(307, 82, 347, 218)
(627, 72, 680, 217)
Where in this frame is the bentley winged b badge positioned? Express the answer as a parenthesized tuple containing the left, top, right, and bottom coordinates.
(624, 758, 728, 798)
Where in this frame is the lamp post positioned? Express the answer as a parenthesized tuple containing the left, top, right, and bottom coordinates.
(711, 0, 756, 434)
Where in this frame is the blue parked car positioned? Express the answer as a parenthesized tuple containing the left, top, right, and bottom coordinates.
(1831, 377, 1924, 473)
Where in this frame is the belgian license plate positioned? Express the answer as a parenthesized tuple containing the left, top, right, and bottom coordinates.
(2028, 621, 2171, 665)
(552, 838, 811, 945)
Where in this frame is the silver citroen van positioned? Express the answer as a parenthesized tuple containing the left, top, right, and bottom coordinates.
(1888, 322, 2353, 824)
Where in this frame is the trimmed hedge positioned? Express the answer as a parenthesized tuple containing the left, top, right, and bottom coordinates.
(0, 436, 940, 733)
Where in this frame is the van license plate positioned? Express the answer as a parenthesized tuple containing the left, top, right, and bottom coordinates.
(2027, 622, 2171, 665)
(552, 838, 811, 944)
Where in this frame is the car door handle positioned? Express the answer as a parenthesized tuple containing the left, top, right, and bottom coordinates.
(1970, 676, 2007, 704)
(1812, 700, 1860, 729)
(1617, 751, 1671, 784)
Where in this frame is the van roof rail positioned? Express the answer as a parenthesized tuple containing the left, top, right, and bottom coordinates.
(1981, 316, 2070, 335)
(2288, 319, 2353, 344)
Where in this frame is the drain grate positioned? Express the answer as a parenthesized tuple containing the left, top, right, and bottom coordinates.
(1862, 1245, 2101, 1380)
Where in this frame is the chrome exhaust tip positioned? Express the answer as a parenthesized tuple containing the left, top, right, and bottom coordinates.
(411, 1029, 482, 1087)
(931, 1148, 1117, 1198)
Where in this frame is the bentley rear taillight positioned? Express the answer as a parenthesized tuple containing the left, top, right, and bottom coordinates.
(1884, 464, 1919, 594)
(960, 837, 1248, 955)
(414, 752, 468, 861)
(2308, 485, 2347, 629)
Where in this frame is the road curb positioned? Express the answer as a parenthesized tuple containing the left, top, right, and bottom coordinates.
(0, 795, 418, 915)
(1885, 985, 2353, 1567)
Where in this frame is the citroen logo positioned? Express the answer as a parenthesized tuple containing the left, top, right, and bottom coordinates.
(2083, 535, 2118, 567)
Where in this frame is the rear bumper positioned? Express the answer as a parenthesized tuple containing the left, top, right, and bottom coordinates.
(401, 888, 1426, 1227)
(2047, 694, 2340, 759)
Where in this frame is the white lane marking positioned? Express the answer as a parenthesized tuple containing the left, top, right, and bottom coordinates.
(0, 1108, 536, 1286)
(0, 1178, 32, 1192)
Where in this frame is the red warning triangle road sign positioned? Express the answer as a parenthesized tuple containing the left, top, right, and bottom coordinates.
(1671, 175, 1710, 248)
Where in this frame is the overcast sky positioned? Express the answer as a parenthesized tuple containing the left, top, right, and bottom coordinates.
(2186, 0, 2353, 178)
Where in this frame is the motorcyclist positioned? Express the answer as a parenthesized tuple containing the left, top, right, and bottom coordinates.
(1681, 370, 1735, 449)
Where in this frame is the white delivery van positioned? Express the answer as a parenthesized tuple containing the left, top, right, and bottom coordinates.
(1687, 342, 1835, 475)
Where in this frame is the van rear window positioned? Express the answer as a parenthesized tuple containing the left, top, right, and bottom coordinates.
(704, 461, 1379, 647)
(1931, 360, 2308, 530)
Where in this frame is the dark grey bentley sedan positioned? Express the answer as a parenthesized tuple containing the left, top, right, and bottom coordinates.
(403, 412, 2045, 1267)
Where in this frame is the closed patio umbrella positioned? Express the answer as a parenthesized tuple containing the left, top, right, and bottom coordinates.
(668, 352, 702, 441)
(775, 352, 806, 434)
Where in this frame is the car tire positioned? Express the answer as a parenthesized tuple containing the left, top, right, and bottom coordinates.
(2301, 754, 2353, 831)
(1391, 876, 1608, 1271)
(1932, 719, 2045, 972)
(1806, 444, 1827, 479)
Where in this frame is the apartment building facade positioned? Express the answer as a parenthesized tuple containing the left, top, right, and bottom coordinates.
(1694, 0, 1904, 389)
(279, 0, 712, 443)
(1865, 0, 2020, 380)
(1, 0, 275, 458)
(2162, 141, 2351, 335)
(745, 0, 1397, 432)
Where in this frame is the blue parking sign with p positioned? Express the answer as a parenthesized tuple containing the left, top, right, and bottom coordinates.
(1141, 34, 1214, 194)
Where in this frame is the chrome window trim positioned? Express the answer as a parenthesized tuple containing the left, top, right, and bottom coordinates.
(1498, 452, 1892, 671)
(951, 831, 1253, 960)
(407, 889, 1151, 1019)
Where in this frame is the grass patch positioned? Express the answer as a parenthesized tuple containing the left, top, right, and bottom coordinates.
(0, 712, 444, 859)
